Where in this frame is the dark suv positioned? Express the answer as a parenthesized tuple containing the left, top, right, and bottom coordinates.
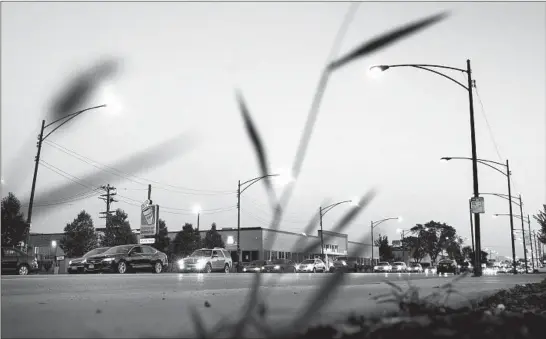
(1, 247, 39, 275)
(437, 259, 460, 275)
(85, 244, 168, 274)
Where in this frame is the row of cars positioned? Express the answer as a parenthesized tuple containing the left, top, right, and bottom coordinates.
(373, 260, 471, 275)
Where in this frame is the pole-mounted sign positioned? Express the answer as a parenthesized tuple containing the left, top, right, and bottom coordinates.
(470, 197, 485, 214)
(140, 199, 159, 241)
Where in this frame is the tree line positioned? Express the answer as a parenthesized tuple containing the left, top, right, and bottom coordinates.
(374, 220, 492, 264)
(1, 192, 225, 259)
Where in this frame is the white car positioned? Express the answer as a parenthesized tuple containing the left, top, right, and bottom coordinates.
(373, 262, 392, 273)
(296, 258, 327, 273)
(408, 263, 423, 273)
(392, 262, 408, 272)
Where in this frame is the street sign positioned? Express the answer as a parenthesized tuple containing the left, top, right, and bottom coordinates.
(470, 197, 485, 214)
(140, 200, 159, 237)
(56, 256, 65, 261)
(139, 238, 155, 244)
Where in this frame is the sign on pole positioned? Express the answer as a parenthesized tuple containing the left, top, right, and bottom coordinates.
(140, 200, 159, 238)
(470, 197, 485, 214)
(139, 238, 155, 244)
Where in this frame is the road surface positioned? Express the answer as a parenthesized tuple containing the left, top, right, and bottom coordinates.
(2, 272, 545, 338)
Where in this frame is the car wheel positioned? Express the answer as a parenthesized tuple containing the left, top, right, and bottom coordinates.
(153, 261, 163, 274)
(205, 263, 212, 273)
(312, 267, 316, 273)
(117, 261, 128, 274)
(18, 264, 29, 276)
(224, 264, 230, 273)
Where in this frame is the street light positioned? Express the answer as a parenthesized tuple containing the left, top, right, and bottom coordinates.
(494, 212, 529, 273)
(371, 217, 402, 264)
(236, 172, 291, 271)
(319, 199, 358, 258)
(370, 60, 481, 275)
(193, 205, 201, 231)
(26, 104, 107, 251)
(441, 156, 515, 276)
(396, 228, 412, 264)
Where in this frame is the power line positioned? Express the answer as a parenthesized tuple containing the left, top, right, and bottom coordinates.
(474, 85, 503, 162)
(43, 140, 236, 195)
(39, 160, 95, 189)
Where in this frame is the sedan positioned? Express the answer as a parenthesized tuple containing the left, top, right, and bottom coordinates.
(392, 262, 408, 272)
(373, 262, 392, 273)
(296, 258, 327, 273)
(1, 247, 39, 275)
(243, 260, 267, 273)
(85, 244, 168, 274)
(262, 259, 297, 273)
(68, 247, 110, 274)
(408, 263, 423, 273)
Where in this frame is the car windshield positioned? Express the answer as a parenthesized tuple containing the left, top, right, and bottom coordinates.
(250, 260, 266, 266)
(439, 261, 451, 265)
(301, 259, 314, 264)
(378, 262, 389, 266)
(393, 262, 404, 265)
(410, 263, 420, 267)
(103, 246, 133, 255)
(272, 259, 286, 264)
(191, 250, 212, 257)
(84, 248, 109, 257)
(337, 256, 348, 261)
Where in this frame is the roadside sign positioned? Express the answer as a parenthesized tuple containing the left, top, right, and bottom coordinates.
(139, 238, 155, 244)
(140, 200, 159, 237)
(56, 256, 65, 261)
(470, 197, 485, 213)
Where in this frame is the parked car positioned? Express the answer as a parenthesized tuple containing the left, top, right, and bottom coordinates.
(373, 262, 392, 273)
(460, 261, 474, 274)
(262, 259, 297, 273)
(178, 248, 232, 273)
(243, 260, 267, 273)
(1, 247, 39, 275)
(296, 258, 327, 273)
(408, 262, 423, 273)
(85, 244, 168, 274)
(68, 247, 110, 274)
(334, 256, 360, 272)
(392, 262, 408, 272)
(437, 259, 460, 275)
(425, 265, 437, 274)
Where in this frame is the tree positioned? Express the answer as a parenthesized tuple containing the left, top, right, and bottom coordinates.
(374, 234, 394, 261)
(401, 236, 427, 263)
(461, 246, 488, 263)
(152, 218, 170, 254)
(102, 209, 137, 247)
(203, 222, 225, 249)
(410, 221, 460, 264)
(60, 210, 98, 257)
(1, 193, 30, 248)
(533, 204, 546, 244)
(172, 223, 200, 258)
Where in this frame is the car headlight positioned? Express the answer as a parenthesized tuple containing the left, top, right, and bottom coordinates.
(177, 259, 185, 268)
(295, 265, 299, 270)
(261, 267, 265, 270)
(81, 259, 87, 264)
(196, 259, 207, 269)
(274, 265, 280, 270)
(243, 267, 247, 272)
(103, 257, 115, 262)
(373, 266, 378, 270)
(69, 260, 72, 265)
(341, 261, 347, 266)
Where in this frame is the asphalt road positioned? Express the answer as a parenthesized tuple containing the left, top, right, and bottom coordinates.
(2, 272, 545, 338)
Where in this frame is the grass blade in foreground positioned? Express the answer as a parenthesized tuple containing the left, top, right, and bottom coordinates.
(328, 11, 450, 71)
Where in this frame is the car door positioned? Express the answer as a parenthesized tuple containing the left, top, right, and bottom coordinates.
(211, 250, 221, 270)
(2, 248, 19, 273)
(216, 250, 226, 269)
(128, 246, 144, 268)
(141, 246, 156, 268)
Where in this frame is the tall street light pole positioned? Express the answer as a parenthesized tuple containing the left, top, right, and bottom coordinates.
(237, 174, 280, 271)
(371, 60, 480, 275)
(319, 200, 358, 258)
(370, 217, 402, 264)
(26, 104, 107, 252)
(442, 157, 515, 275)
(193, 205, 201, 231)
(495, 213, 529, 273)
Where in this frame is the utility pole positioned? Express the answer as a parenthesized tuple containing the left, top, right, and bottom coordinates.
(26, 120, 46, 253)
(99, 184, 117, 226)
(319, 207, 324, 257)
(518, 195, 528, 272)
(506, 160, 517, 274)
(236, 180, 241, 272)
(148, 184, 152, 203)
